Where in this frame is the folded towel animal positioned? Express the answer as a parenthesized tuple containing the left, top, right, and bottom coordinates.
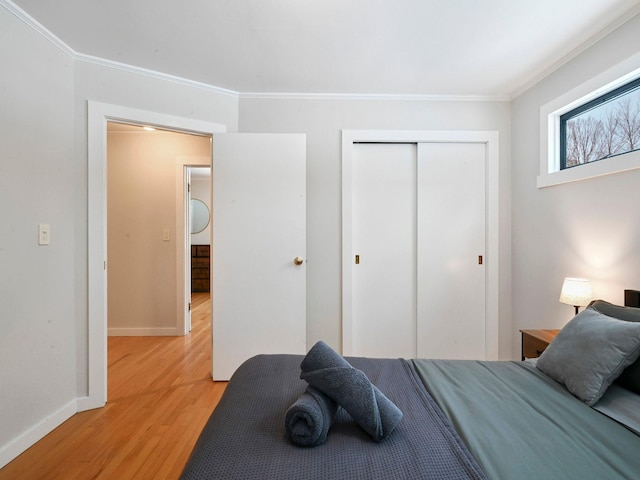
(285, 386, 338, 447)
(300, 341, 403, 441)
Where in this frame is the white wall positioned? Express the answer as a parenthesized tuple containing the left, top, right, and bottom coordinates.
(0, 6, 77, 462)
(239, 98, 513, 358)
(107, 130, 211, 333)
(0, 4, 239, 467)
(511, 14, 640, 359)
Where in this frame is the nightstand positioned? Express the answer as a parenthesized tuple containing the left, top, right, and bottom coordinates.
(520, 329, 560, 361)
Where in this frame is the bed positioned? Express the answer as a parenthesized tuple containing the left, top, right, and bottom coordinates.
(180, 297, 640, 479)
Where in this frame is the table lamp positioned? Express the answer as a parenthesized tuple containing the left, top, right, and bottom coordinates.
(559, 277, 592, 315)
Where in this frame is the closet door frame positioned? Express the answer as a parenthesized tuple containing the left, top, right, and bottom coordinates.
(341, 130, 500, 360)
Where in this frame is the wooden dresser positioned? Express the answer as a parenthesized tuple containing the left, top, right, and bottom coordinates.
(191, 245, 210, 292)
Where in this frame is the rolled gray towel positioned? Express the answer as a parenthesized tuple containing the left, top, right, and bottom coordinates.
(300, 341, 403, 442)
(285, 386, 338, 447)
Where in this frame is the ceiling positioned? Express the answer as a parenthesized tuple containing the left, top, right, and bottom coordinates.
(11, 0, 640, 98)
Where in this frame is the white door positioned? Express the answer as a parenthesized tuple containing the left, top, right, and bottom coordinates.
(352, 143, 417, 358)
(212, 133, 306, 380)
(350, 141, 486, 360)
(416, 142, 485, 359)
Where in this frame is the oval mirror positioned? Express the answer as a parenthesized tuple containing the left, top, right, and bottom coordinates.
(190, 198, 210, 234)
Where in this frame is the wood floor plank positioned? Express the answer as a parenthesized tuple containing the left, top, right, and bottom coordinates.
(0, 293, 225, 480)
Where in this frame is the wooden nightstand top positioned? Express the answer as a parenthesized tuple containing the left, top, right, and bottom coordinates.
(519, 329, 560, 344)
(520, 329, 560, 361)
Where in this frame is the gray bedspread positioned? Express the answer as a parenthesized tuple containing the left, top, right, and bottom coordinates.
(180, 354, 486, 480)
(413, 359, 640, 480)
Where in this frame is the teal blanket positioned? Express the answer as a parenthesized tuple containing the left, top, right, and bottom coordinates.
(413, 360, 640, 480)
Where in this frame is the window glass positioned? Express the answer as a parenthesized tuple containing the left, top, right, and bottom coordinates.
(561, 78, 640, 169)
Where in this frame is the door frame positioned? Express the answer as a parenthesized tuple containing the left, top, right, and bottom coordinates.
(179, 163, 212, 335)
(341, 130, 500, 360)
(83, 101, 225, 411)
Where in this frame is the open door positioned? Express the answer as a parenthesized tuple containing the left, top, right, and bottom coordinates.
(212, 133, 306, 380)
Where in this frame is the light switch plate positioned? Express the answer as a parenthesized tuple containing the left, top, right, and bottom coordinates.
(162, 229, 170, 241)
(38, 224, 50, 245)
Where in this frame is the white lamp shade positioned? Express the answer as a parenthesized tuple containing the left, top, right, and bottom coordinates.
(559, 277, 593, 307)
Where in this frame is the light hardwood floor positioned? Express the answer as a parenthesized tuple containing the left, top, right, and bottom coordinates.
(0, 292, 226, 480)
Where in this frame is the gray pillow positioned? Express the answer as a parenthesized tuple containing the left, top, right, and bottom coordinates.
(536, 308, 640, 406)
(589, 300, 640, 394)
(589, 299, 640, 323)
(616, 361, 640, 394)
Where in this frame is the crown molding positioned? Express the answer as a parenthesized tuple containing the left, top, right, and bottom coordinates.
(1, 0, 75, 57)
(239, 91, 511, 102)
(8, 0, 636, 103)
(1, 0, 511, 102)
(1, 0, 238, 98)
(0, 0, 509, 102)
(75, 53, 239, 98)
(510, 4, 640, 99)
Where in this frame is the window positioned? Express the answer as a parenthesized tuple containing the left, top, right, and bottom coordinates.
(538, 54, 640, 188)
(560, 77, 640, 169)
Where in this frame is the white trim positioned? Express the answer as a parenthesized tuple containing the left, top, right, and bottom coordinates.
(178, 164, 190, 336)
(0, 0, 75, 57)
(87, 101, 225, 410)
(107, 129, 202, 137)
(538, 52, 640, 188)
(0, 400, 76, 469)
(511, 4, 640, 99)
(0, 0, 502, 102)
(107, 327, 180, 336)
(4, 0, 640, 102)
(239, 92, 510, 102)
(341, 130, 500, 360)
(0, 0, 237, 98)
(77, 53, 239, 98)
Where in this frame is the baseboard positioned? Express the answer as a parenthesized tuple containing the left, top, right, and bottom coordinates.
(0, 399, 77, 469)
(76, 395, 105, 413)
(108, 327, 179, 336)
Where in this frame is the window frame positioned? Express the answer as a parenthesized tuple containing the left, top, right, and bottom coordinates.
(538, 53, 640, 188)
(559, 76, 640, 170)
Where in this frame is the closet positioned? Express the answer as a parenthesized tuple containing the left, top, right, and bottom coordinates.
(348, 140, 486, 360)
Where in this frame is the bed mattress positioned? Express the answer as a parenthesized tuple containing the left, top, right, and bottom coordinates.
(181, 354, 640, 479)
(180, 354, 486, 480)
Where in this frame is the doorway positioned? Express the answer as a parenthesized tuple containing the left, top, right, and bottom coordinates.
(186, 166, 212, 333)
(341, 130, 500, 361)
(85, 101, 225, 411)
(106, 123, 211, 337)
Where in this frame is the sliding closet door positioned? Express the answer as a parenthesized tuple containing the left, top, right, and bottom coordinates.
(351, 143, 417, 358)
(349, 140, 487, 360)
(417, 142, 486, 359)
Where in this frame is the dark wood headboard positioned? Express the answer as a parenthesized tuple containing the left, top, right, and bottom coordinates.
(624, 289, 640, 307)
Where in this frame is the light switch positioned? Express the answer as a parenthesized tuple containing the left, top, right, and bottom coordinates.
(162, 229, 170, 241)
(38, 224, 50, 245)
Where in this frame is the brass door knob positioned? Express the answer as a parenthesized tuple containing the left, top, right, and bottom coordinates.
(293, 256, 304, 266)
